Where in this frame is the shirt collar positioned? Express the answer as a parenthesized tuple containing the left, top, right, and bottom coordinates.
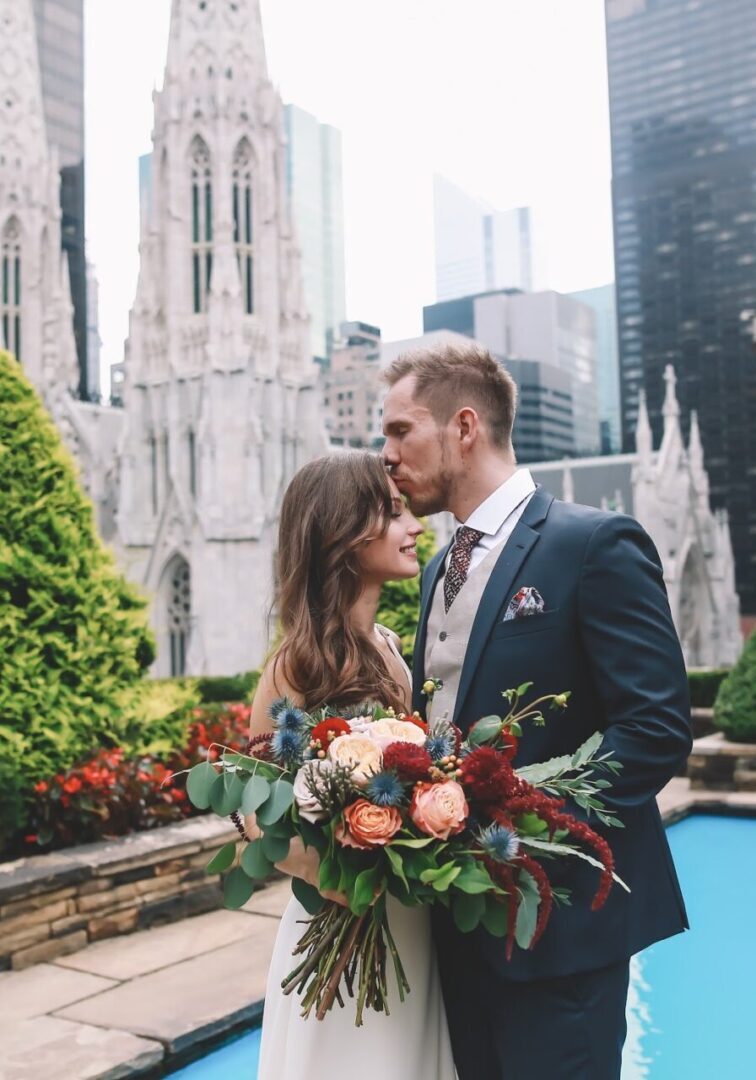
(455, 469, 536, 536)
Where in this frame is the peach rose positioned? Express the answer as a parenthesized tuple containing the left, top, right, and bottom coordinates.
(367, 717, 428, 751)
(409, 780, 469, 840)
(336, 799, 403, 849)
(327, 733, 382, 786)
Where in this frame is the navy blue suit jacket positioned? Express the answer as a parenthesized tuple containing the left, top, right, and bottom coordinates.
(413, 487, 692, 981)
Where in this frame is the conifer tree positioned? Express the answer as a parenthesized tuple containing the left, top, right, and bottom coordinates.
(714, 631, 756, 743)
(0, 352, 154, 837)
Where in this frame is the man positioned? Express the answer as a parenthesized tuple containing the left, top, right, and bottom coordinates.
(381, 343, 691, 1079)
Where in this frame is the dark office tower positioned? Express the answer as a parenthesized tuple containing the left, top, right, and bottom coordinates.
(606, 0, 756, 614)
(32, 0, 88, 399)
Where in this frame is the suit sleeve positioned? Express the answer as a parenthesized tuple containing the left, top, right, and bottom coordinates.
(577, 514, 692, 811)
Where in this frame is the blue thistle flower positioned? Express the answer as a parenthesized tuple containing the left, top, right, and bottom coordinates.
(271, 728, 305, 766)
(425, 731, 456, 762)
(478, 823, 520, 863)
(270, 698, 306, 731)
(365, 770, 406, 808)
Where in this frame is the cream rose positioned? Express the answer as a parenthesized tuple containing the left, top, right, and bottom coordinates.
(327, 733, 383, 786)
(410, 780, 469, 840)
(367, 717, 428, 751)
(292, 759, 333, 823)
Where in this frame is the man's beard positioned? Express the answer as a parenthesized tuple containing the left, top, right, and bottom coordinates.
(405, 468, 453, 517)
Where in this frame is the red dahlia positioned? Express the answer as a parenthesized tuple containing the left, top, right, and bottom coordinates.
(383, 742, 433, 783)
(310, 717, 351, 746)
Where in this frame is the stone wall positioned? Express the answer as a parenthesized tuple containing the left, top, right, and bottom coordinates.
(687, 732, 756, 792)
(0, 816, 237, 971)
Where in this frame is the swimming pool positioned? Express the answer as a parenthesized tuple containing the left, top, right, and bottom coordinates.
(170, 813, 755, 1078)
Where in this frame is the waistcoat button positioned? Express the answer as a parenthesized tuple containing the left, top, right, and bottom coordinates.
(439, 631, 447, 641)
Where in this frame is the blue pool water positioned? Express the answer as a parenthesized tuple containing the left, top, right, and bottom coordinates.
(171, 814, 755, 1079)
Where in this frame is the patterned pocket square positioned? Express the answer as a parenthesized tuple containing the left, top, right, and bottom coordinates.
(503, 586, 545, 621)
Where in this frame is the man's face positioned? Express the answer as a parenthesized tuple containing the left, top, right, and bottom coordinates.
(382, 376, 455, 516)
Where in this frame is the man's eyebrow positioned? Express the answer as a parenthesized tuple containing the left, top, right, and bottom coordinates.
(383, 417, 408, 431)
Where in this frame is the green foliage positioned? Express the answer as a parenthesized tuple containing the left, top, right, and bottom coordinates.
(0, 351, 154, 832)
(688, 667, 730, 708)
(195, 670, 261, 704)
(376, 525, 437, 656)
(713, 634, 756, 743)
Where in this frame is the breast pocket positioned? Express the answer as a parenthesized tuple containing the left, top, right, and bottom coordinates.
(490, 609, 561, 640)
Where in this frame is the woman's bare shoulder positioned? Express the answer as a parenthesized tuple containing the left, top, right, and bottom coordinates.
(249, 653, 303, 735)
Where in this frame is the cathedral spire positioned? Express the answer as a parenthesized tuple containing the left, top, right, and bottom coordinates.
(635, 388, 653, 461)
(662, 363, 680, 425)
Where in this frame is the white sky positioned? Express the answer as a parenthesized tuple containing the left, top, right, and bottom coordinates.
(84, 0, 614, 389)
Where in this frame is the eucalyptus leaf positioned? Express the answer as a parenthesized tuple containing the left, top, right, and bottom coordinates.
(204, 841, 236, 875)
(256, 778, 295, 826)
(468, 714, 503, 747)
(241, 775, 271, 814)
(454, 861, 495, 894)
(452, 891, 486, 932)
(224, 866, 256, 909)
(186, 761, 217, 810)
(480, 898, 509, 937)
(240, 839, 274, 879)
(514, 869, 540, 950)
(261, 831, 290, 863)
(210, 770, 244, 816)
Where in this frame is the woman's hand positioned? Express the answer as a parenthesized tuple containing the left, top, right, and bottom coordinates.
(242, 817, 347, 906)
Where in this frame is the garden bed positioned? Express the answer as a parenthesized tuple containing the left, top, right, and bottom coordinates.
(0, 815, 237, 971)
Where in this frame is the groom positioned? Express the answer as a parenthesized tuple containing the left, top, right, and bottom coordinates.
(382, 343, 692, 1079)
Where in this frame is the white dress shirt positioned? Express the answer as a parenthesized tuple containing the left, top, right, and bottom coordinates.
(446, 469, 536, 573)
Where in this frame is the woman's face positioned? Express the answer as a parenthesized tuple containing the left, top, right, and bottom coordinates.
(358, 480, 425, 585)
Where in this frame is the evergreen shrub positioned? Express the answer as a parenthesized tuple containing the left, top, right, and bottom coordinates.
(377, 525, 436, 657)
(713, 633, 756, 743)
(0, 351, 154, 842)
(687, 668, 730, 708)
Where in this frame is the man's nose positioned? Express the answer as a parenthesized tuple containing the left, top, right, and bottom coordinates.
(382, 438, 399, 467)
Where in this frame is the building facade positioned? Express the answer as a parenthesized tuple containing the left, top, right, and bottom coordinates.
(606, 0, 756, 612)
(115, 0, 325, 677)
(424, 288, 600, 455)
(284, 104, 346, 363)
(31, 0, 88, 398)
(433, 175, 532, 302)
(568, 283, 620, 454)
(529, 367, 741, 667)
(322, 321, 383, 447)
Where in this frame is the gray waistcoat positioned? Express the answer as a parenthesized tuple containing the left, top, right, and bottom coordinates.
(424, 542, 505, 724)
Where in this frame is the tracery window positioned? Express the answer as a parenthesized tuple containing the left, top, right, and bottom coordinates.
(232, 139, 254, 314)
(191, 137, 213, 313)
(1, 218, 21, 360)
(166, 557, 191, 676)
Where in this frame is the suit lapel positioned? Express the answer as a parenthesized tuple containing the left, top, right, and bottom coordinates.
(452, 488, 554, 725)
(412, 544, 449, 702)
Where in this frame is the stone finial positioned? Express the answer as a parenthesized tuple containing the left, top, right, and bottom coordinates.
(688, 410, 704, 473)
(663, 364, 680, 421)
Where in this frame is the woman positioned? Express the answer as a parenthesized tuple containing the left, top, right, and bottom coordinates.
(250, 452, 456, 1080)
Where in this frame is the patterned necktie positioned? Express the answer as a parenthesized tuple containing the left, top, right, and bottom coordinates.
(444, 526, 484, 612)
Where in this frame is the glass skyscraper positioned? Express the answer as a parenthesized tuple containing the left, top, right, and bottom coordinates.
(31, 0, 88, 398)
(283, 104, 346, 363)
(606, 0, 756, 613)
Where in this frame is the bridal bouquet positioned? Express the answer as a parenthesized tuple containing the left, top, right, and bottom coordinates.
(183, 683, 627, 1025)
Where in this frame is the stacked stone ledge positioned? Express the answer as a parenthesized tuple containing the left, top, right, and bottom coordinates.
(0, 816, 238, 970)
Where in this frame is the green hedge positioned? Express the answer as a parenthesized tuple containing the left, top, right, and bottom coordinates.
(714, 634, 756, 743)
(376, 525, 436, 656)
(0, 351, 154, 845)
(687, 668, 730, 709)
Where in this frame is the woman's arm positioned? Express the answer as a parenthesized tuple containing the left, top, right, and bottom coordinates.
(246, 657, 346, 904)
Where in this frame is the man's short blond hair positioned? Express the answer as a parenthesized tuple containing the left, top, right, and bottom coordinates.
(383, 342, 517, 449)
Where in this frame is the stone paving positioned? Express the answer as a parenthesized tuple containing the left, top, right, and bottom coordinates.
(2, 780, 755, 1080)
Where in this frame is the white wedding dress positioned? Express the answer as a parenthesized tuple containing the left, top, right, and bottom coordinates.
(257, 628, 457, 1080)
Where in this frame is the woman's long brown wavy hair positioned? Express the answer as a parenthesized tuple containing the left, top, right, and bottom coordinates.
(272, 452, 407, 713)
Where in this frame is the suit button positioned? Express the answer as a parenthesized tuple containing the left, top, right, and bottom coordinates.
(439, 631, 447, 641)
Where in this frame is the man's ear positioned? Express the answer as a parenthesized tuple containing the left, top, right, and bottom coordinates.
(457, 407, 479, 447)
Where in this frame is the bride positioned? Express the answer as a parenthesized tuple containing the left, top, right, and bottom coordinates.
(247, 451, 456, 1079)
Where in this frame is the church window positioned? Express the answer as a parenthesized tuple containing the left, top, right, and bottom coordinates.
(1, 217, 21, 361)
(166, 558, 192, 677)
(149, 434, 158, 515)
(232, 139, 254, 314)
(188, 429, 197, 496)
(163, 432, 170, 490)
(191, 136, 213, 313)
